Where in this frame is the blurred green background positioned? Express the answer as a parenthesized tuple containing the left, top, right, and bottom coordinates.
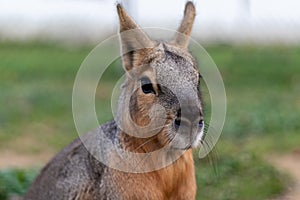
(0, 42, 299, 200)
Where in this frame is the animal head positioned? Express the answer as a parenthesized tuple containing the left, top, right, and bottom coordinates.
(116, 2, 204, 150)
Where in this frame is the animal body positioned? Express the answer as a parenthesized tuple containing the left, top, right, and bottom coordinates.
(24, 2, 204, 200)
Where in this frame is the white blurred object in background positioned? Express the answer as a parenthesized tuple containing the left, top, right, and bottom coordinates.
(0, 0, 300, 44)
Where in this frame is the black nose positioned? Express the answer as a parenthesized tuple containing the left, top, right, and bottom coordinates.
(174, 117, 194, 130)
(174, 118, 181, 129)
(174, 108, 203, 130)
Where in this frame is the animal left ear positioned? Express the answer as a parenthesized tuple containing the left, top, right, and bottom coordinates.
(171, 1, 196, 49)
(117, 4, 155, 71)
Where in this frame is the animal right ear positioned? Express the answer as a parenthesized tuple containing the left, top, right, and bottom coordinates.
(117, 4, 155, 71)
(171, 1, 196, 49)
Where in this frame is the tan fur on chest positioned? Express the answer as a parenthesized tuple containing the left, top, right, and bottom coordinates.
(110, 150, 196, 200)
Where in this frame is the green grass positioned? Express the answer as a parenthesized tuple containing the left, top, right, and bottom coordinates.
(0, 42, 300, 199)
(195, 151, 288, 200)
(206, 45, 300, 139)
(0, 168, 38, 200)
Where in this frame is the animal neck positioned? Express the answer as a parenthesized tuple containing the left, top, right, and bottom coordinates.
(109, 139, 196, 199)
(118, 130, 164, 153)
(155, 149, 196, 197)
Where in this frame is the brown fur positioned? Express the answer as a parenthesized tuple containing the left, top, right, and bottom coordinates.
(24, 2, 201, 200)
(172, 1, 196, 49)
(110, 150, 196, 199)
(117, 84, 196, 198)
(112, 2, 199, 198)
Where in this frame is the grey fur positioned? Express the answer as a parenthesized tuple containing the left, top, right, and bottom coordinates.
(24, 2, 202, 199)
(25, 121, 121, 200)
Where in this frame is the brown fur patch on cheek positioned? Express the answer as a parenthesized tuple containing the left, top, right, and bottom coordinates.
(156, 119, 174, 146)
(157, 129, 169, 147)
(133, 90, 156, 127)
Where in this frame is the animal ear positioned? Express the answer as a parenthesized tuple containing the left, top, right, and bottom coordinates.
(171, 1, 196, 49)
(117, 4, 155, 71)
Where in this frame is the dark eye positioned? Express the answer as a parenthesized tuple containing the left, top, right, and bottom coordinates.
(141, 77, 155, 94)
